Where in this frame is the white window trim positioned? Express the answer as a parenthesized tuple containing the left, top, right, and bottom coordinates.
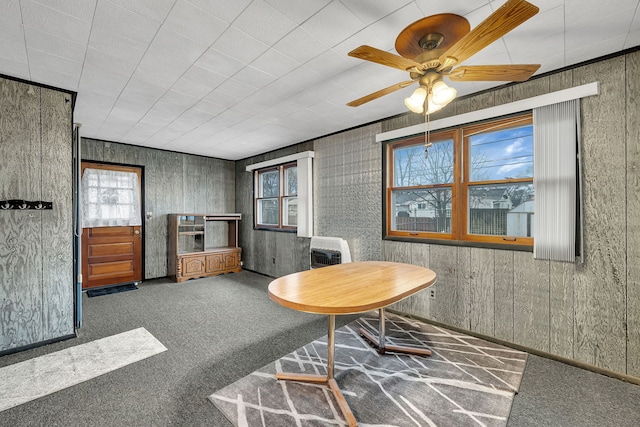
(376, 82, 599, 143)
(247, 151, 314, 238)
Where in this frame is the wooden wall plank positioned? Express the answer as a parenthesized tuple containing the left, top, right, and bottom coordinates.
(430, 245, 461, 326)
(549, 69, 573, 92)
(80, 138, 104, 161)
(493, 86, 513, 106)
(626, 49, 640, 377)
(513, 252, 550, 351)
(573, 56, 627, 373)
(512, 76, 550, 101)
(457, 247, 471, 330)
(40, 89, 74, 341)
(494, 250, 514, 341)
(470, 248, 495, 336)
(549, 260, 575, 358)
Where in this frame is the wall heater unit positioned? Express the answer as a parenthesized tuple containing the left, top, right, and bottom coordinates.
(309, 236, 352, 269)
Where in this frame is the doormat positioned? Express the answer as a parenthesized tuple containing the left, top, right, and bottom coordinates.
(209, 312, 528, 426)
(86, 283, 138, 298)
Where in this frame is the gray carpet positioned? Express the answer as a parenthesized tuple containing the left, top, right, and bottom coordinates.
(0, 270, 638, 426)
(210, 313, 527, 426)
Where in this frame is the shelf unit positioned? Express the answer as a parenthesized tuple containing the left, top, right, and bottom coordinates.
(168, 213, 242, 282)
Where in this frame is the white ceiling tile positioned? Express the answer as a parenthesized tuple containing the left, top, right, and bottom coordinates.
(164, 0, 228, 46)
(186, 0, 252, 23)
(162, 89, 199, 108)
(212, 26, 270, 64)
(91, 1, 160, 46)
(136, 28, 208, 87)
(265, 0, 331, 24)
(20, 0, 92, 44)
(251, 48, 300, 78)
(0, 38, 28, 64)
(192, 99, 228, 116)
(364, 2, 427, 49)
(215, 77, 256, 98)
(171, 76, 214, 99)
(301, 1, 365, 47)
(0, 16, 25, 45)
(233, 65, 277, 89)
(272, 27, 330, 64)
(332, 27, 393, 58)
(27, 48, 82, 80)
(415, 0, 486, 16)
(232, 1, 297, 45)
(343, 0, 416, 26)
(0, 0, 22, 23)
(142, 100, 188, 125)
(182, 65, 227, 90)
(203, 90, 240, 108)
(0, 57, 30, 80)
(565, 34, 628, 65)
(169, 109, 213, 132)
(24, 27, 87, 63)
(503, 5, 564, 51)
(305, 49, 355, 78)
(108, 0, 175, 24)
(30, 0, 97, 22)
(30, 65, 79, 90)
(120, 77, 166, 107)
(80, 48, 135, 91)
(625, 28, 640, 48)
(565, 8, 636, 51)
(195, 48, 246, 77)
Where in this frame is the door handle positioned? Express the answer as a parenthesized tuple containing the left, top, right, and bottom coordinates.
(134, 230, 141, 235)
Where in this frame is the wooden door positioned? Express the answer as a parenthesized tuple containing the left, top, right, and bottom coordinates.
(81, 162, 143, 289)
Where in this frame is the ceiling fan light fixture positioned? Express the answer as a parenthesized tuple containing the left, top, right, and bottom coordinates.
(426, 94, 444, 115)
(431, 80, 457, 105)
(404, 86, 427, 113)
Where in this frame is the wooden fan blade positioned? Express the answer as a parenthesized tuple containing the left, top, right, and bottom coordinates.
(437, 0, 539, 70)
(447, 64, 540, 81)
(349, 45, 425, 72)
(347, 80, 415, 107)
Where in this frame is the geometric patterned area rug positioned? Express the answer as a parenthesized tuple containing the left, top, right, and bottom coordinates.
(209, 312, 527, 426)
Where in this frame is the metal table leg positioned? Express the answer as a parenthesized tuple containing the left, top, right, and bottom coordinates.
(275, 314, 357, 427)
(359, 308, 432, 357)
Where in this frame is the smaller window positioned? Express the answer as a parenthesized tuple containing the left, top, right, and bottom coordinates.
(254, 163, 297, 230)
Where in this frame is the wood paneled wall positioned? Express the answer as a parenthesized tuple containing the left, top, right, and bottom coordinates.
(81, 139, 235, 279)
(236, 50, 640, 380)
(0, 77, 74, 352)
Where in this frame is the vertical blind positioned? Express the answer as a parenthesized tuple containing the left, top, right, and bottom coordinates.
(533, 99, 580, 262)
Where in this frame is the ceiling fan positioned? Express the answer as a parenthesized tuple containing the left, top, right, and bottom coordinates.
(346, 0, 541, 115)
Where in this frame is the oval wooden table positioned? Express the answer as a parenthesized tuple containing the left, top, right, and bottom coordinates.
(268, 261, 437, 427)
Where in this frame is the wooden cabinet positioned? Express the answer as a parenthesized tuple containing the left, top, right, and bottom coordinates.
(168, 213, 242, 282)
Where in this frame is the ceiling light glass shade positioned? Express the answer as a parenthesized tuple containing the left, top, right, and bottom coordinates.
(431, 80, 457, 105)
(426, 94, 444, 115)
(404, 86, 427, 113)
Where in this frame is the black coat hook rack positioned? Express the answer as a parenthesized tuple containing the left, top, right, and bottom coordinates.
(0, 200, 53, 210)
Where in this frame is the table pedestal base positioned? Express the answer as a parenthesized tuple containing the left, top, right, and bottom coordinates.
(274, 315, 357, 427)
(359, 308, 432, 357)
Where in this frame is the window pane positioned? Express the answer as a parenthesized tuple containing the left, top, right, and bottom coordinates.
(285, 166, 297, 196)
(257, 199, 278, 225)
(283, 197, 298, 226)
(393, 139, 454, 186)
(470, 124, 533, 182)
(259, 170, 279, 197)
(391, 189, 452, 233)
(468, 183, 534, 237)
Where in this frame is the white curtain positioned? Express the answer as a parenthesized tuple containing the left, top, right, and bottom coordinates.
(533, 99, 580, 262)
(81, 168, 142, 228)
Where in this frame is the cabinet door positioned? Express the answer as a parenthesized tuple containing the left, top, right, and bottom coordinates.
(182, 256, 205, 276)
(205, 253, 223, 273)
(223, 251, 239, 270)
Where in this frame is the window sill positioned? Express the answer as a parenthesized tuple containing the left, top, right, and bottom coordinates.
(383, 235, 533, 252)
(253, 227, 298, 234)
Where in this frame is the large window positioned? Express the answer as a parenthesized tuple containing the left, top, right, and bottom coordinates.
(254, 162, 297, 230)
(386, 113, 534, 247)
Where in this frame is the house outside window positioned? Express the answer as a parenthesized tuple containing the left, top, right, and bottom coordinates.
(255, 162, 297, 230)
(386, 113, 534, 247)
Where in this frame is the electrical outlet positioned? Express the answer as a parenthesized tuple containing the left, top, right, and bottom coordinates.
(272, 257, 276, 264)
(429, 288, 436, 300)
